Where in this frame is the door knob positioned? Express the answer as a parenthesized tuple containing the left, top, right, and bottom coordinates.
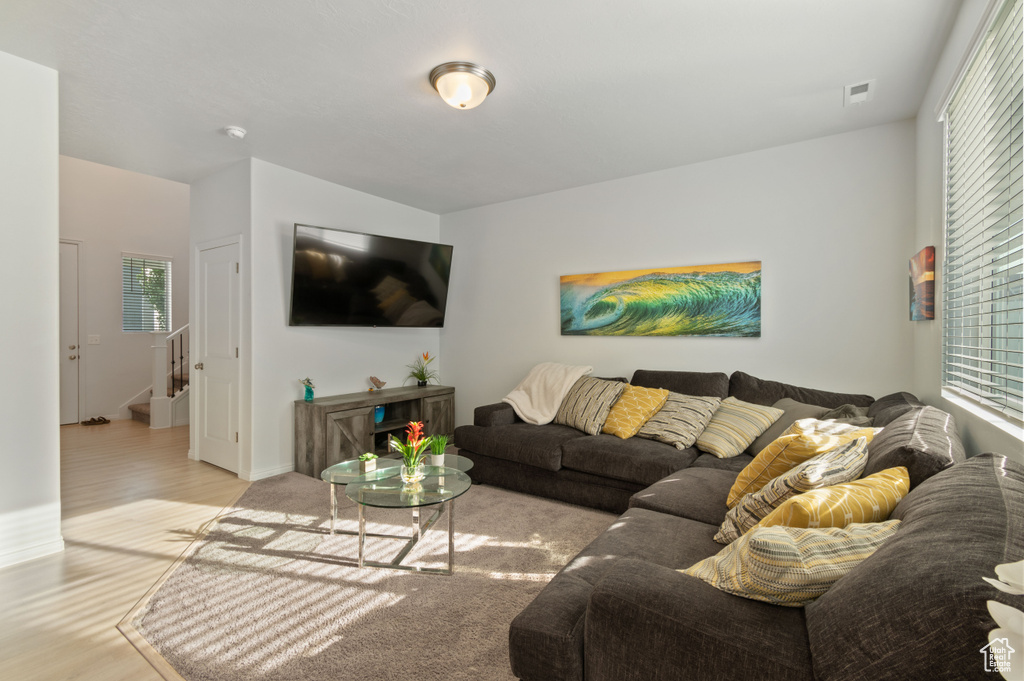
(68, 344, 77, 350)
(69, 355, 77, 360)
(194, 362, 204, 370)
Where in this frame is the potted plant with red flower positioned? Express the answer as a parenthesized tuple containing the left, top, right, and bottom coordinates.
(389, 421, 429, 483)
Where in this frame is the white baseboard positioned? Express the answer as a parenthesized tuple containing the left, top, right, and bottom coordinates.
(240, 463, 295, 482)
(0, 503, 65, 569)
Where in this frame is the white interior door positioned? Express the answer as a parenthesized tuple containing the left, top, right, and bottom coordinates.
(59, 241, 80, 425)
(195, 241, 240, 473)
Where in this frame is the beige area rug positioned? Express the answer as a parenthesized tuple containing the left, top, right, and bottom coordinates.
(122, 473, 615, 681)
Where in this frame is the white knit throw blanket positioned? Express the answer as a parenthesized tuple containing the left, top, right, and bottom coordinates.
(502, 362, 593, 425)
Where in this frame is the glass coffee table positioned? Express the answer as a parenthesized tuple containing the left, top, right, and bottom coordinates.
(319, 450, 475, 573)
(345, 465, 472, 575)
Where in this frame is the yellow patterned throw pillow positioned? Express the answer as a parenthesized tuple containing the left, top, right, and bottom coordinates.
(681, 520, 901, 606)
(602, 385, 670, 439)
(726, 419, 877, 508)
(755, 467, 909, 531)
(715, 436, 870, 544)
(694, 397, 784, 459)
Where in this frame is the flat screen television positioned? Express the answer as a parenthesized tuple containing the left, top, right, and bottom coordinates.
(288, 224, 453, 327)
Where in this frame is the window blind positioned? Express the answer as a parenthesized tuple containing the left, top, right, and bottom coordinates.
(122, 255, 172, 332)
(942, 0, 1023, 424)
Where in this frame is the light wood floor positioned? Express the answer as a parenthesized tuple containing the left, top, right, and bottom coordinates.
(0, 420, 249, 681)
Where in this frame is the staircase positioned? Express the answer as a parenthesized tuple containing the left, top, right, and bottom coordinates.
(129, 370, 188, 425)
(127, 325, 190, 428)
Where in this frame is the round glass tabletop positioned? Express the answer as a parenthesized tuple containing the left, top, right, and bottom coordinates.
(320, 452, 473, 485)
(344, 467, 472, 509)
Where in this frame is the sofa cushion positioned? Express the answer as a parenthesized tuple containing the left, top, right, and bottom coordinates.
(696, 397, 785, 458)
(629, 467, 736, 525)
(637, 393, 721, 449)
(805, 453, 1024, 681)
(728, 420, 877, 507)
(685, 520, 901, 607)
(729, 370, 874, 409)
(746, 398, 830, 455)
(866, 391, 924, 428)
(601, 385, 668, 439)
(863, 406, 964, 488)
(453, 423, 585, 472)
(554, 377, 626, 435)
(561, 435, 699, 486)
(631, 369, 730, 398)
(716, 437, 870, 544)
(586, 559, 816, 681)
(691, 452, 755, 472)
(756, 467, 909, 531)
(509, 508, 722, 681)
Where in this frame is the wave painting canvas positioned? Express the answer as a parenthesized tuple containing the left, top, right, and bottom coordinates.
(560, 261, 761, 337)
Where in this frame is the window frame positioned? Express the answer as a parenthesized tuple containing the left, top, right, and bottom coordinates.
(937, 0, 1023, 437)
(121, 252, 173, 334)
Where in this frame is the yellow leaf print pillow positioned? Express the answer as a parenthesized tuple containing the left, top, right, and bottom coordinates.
(754, 467, 909, 531)
(602, 385, 669, 439)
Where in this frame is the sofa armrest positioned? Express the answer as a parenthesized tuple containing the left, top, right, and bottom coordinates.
(584, 559, 814, 681)
(473, 402, 521, 427)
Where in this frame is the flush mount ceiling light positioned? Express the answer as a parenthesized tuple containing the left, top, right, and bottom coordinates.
(429, 62, 496, 110)
(224, 125, 247, 140)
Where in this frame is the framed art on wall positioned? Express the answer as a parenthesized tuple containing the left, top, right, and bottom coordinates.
(560, 261, 761, 337)
(909, 246, 935, 321)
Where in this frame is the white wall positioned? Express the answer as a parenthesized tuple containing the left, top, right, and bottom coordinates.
(248, 159, 441, 479)
(914, 0, 1023, 461)
(440, 121, 917, 427)
(0, 51, 63, 568)
(59, 156, 190, 419)
(188, 159, 253, 466)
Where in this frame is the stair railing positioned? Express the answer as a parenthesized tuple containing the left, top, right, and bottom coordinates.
(167, 324, 189, 397)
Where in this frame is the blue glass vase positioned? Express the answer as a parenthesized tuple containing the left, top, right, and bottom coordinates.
(304, 385, 314, 402)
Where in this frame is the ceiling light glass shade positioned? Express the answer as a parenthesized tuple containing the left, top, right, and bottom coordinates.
(429, 62, 495, 110)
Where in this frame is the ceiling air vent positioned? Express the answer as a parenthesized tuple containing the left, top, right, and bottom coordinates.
(844, 79, 876, 107)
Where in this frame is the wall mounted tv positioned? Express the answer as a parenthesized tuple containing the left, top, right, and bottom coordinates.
(288, 224, 453, 327)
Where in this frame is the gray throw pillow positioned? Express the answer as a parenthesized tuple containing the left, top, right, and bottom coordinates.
(637, 393, 721, 449)
(554, 377, 626, 435)
(746, 398, 829, 455)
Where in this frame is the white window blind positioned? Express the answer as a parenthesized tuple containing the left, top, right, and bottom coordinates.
(942, 0, 1023, 425)
(122, 255, 172, 332)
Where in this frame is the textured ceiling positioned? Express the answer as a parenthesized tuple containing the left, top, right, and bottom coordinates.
(0, 0, 960, 214)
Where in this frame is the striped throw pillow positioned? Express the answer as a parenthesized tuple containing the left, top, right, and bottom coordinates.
(715, 437, 870, 544)
(755, 467, 909, 531)
(637, 393, 721, 449)
(682, 520, 901, 606)
(602, 385, 670, 439)
(695, 397, 784, 459)
(554, 377, 626, 435)
(726, 419, 878, 508)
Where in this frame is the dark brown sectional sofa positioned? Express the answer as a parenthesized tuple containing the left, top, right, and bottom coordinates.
(453, 369, 1024, 681)
(455, 369, 877, 514)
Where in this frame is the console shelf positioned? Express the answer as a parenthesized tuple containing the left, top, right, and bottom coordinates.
(294, 385, 454, 477)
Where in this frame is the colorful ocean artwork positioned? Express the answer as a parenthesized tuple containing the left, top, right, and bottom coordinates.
(910, 246, 935, 321)
(560, 261, 761, 337)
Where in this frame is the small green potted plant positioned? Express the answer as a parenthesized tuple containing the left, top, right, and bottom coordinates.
(406, 351, 439, 386)
(428, 434, 449, 467)
(389, 421, 429, 483)
(358, 451, 378, 473)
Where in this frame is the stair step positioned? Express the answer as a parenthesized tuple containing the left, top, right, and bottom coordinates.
(128, 402, 150, 425)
